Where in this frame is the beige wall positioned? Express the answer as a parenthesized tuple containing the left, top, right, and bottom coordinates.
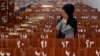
(96, 0, 100, 11)
(81, 0, 100, 11)
(15, 0, 33, 7)
(15, 0, 100, 11)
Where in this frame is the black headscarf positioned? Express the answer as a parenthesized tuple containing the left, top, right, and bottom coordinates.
(62, 4, 77, 34)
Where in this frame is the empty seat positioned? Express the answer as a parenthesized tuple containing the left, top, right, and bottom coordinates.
(55, 38, 78, 48)
(30, 38, 55, 48)
(24, 48, 54, 56)
(79, 38, 98, 48)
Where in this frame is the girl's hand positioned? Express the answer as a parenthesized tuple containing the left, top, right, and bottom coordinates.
(61, 18, 67, 23)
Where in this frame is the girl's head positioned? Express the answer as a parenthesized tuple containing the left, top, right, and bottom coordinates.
(62, 4, 75, 17)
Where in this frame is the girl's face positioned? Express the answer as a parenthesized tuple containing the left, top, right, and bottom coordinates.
(61, 10, 68, 19)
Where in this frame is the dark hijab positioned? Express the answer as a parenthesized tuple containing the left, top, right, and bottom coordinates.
(62, 4, 77, 34)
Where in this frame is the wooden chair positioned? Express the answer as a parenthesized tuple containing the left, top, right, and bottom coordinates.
(0, 39, 3, 48)
(55, 38, 77, 48)
(79, 38, 98, 48)
(30, 38, 55, 48)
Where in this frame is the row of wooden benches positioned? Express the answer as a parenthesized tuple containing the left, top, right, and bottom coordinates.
(0, 38, 100, 48)
(0, 48, 100, 56)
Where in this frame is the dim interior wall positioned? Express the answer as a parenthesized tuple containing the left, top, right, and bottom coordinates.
(15, 0, 33, 7)
(81, 0, 100, 11)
